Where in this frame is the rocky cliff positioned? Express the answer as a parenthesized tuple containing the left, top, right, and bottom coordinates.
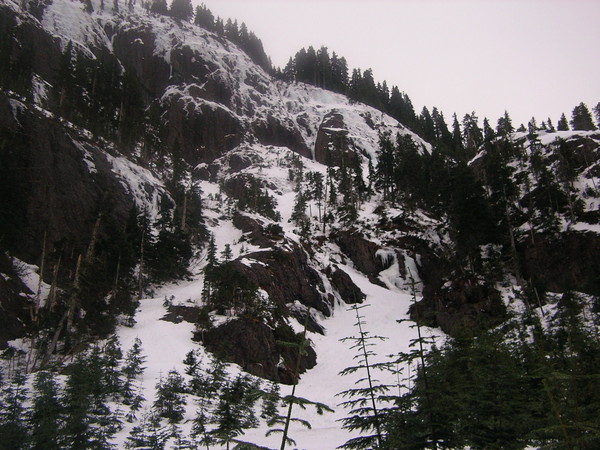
(1, 0, 599, 383)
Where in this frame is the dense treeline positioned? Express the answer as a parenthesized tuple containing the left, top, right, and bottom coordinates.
(337, 293, 600, 449)
(275, 45, 600, 145)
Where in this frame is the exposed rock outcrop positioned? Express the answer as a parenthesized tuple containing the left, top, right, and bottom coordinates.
(314, 111, 356, 166)
(522, 231, 600, 296)
(410, 278, 507, 336)
(0, 93, 134, 263)
(0, 253, 33, 349)
(201, 318, 317, 384)
(328, 265, 365, 305)
(332, 229, 385, 285)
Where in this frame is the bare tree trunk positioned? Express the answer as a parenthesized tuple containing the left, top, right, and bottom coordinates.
(66, 254, 82, 331)
(32, 231, 47, 322)
(139, 230, 145, 300)
(48, 256, 61, 312)
(86, 214, 102, 263)
(180, 190, 187, 231)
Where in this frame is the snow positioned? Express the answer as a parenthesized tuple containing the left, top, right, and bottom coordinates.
(41, 0, 113, 56)
(106, 153, 166, 221)
(9, 256, 51, 307)
(108, 258, 438, 449)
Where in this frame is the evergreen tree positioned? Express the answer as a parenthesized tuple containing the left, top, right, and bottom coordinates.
(431, 107, 453, 148)
(0, 372, 29, 449)
(570, 101, 597, 131)
(593, 101, 600, 129)
(496, 110, 514, 137)
(337, 304, 392, 449)
(29, 371, 63, 450)
(210, 374, 261, 448)
(102, 335, 124, 400)
(126, 410, 171, 449)
(483, 117, 496, 144)
(462, 111, 483, 154)
(61, 349, 119, 449)
(153, 370, 187, 423)
(557, 112, 570, 131)
(419, 106, 436, 143)
(220, 243, 233, 262)
(451, 112, 465, 156)
(194, 3, 215, 29)
(150, 0, 168, 15)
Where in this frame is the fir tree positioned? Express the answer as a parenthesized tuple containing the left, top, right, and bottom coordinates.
(102, 335, 124, 400)
(570, 101, 597, 131)
(496, 110, 514, 137)
(0, 372, 29, 449)
(169, 0, 193, 21)
(557, 112, 570, 131)
(29, 371, 63, 450)
(194, 3, 215, 30)
(337, 304, 392, 449)
(153, 370, 187, 423)
(593, 101, 600, 129)
(150, 0, 168, 15)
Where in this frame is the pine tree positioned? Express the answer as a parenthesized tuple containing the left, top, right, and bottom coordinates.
(337, 304, 393, 449)
(0, 372, 29, 449)
(153, 370, 187, 423)
(29, 371, 63, 450)
(210, 374, 261, 448)
(557, 112, 570, 131)
(594, 102, 600, 129)
(169, 0, 193, 21)
(570, 101, 597, 131)
(496, 110, 514, 137)
(150, 0, 168, 15)
(220, 243, 233, 262)
(102, 335, 124, 400)
(194, 3, 215, 29)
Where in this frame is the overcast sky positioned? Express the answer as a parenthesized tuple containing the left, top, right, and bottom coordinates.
(198, 0, 600, 128)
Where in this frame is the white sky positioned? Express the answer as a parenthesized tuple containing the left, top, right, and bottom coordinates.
(197, 0, 600, 128)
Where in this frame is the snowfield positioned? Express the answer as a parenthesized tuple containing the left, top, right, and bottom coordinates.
(113, 263, 438, 449)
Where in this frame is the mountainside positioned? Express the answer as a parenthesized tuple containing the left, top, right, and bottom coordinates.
(1, 0, 600, 448)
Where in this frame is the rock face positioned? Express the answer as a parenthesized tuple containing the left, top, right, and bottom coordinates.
(314, 111, 355, 166)
(328, 265, 366, 305)
(201, 318, 279, 380)
(161, 89, 243, 165)
(0, 93, 134, 263)
(410, 278, 507, 335)
(233, 245, 330, 316)
(0, 253, 33, 349)
(332, 230, 385, 285)
(201, 318, 317, 384)
(252, 114, 311, 159)
(522, 232, 600, 296)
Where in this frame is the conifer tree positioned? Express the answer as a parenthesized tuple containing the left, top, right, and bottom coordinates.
(153, 369, 187, 423)
(210, 374, 261, 448)
(102, 336, 124, 400)
(570, 101, 597, 131)
(150, 0, 168, 15)
(557, 112, 570, 131)
(0, 372, 29, 449)
(594, 101, 600, 129)
(29, 371, 63, 450)
(337, 304, 392, 449)
(169, 0, 193, 21)
(194, 3, 215, 29)
(496, 110, 514, 137)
